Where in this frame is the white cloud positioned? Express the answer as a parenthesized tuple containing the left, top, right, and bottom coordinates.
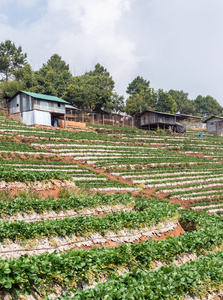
(1, 0, 223, 103)
(21, 0, 139, 92)
(17, 0, 40, 7)
(0, 13, 8, 24)
(0, 0, 12, 5)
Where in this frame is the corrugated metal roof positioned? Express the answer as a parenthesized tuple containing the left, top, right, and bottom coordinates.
(12, 91, 69, 104)
(203, 116, 223, 123)
(136, 110, 176, 117)
(65, 104, 79, 110)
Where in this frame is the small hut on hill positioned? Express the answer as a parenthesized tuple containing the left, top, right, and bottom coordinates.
(8, 91, 69, 127)
(136, 110, 186, 133)
(204, 116, 223, 136)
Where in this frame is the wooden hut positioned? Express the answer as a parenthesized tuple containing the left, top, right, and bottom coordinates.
(204, 116, 223, 136)
(136, 110, 176, 130)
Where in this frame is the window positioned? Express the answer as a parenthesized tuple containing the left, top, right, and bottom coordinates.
(58, 103, 61, 107)
(17, 104, 19, 107)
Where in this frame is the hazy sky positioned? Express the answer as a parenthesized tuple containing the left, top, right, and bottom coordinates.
(1, 0, 223, 103)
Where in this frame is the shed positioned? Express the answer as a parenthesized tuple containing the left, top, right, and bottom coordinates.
(65, 104, 79, 115)
(204, 116, 223, 136)
(136, 110, 176, 130)
(8, 91, 69, 127)
(175, 114, 202, 123)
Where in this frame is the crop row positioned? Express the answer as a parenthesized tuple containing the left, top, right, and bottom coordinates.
(191, 200, 223, 208)
(0, 141, 49, 153)
(0, 194, 134, 217)
(0, 209, 222, 297)
(111, 162, 223, 175)
(0, 201, 178, 242)
(133, 173, 221, 184)
(57, 250, 223, 299)
(75, 180, 132, 189)
(0, 166, 71, 182)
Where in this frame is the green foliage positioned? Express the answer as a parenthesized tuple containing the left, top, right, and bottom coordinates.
(44, 54, 70, 73)
(125, 76, 156, 116)
(0, 165, 70, 182)
(59, 250, 223, 299)
(0, 201, 178, 242)
(168, 89, 195, 114)
(126, 76, 150, 95)
(0, 80, 23, 99)
(63, 63, 115, 111)
(29, 54, 73, 97)
(108, 92, 125, 113)
(0, 40, 27, 81)
(13, 63, 35, 89)
(156, 89, 177, 114)
(2, 209, 223, 297)
(0, 194, 134, 216)
(194, 95, 223, 117)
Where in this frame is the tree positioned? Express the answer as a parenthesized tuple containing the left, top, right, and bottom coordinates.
(168, 89, 195, 115)
(125, 76, 157, 116)
(43, 54, 69, 73)
(25, 54, 73, 97)
(13, 63, 35, 89)
(194, 95, 223, 117)
(126, 76, 150, 95)
(108, 93, 124, 113)
(87, 63, 115, 111)
(63, 63, 115, 111)
(0, 40, 27, 81)
(156, 89, 177, 114)
(0, 80, 23, 99)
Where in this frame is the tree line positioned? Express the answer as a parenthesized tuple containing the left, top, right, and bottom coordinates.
(0, 40, 222, 118)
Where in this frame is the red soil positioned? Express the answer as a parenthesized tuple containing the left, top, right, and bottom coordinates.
(70, 222, 185, 251)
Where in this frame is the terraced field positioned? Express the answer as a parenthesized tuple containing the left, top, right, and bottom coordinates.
(1, 114, 223, 299)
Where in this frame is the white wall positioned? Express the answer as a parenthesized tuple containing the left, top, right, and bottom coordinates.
(21, 93, 32, 111)
(34, 110, 51, 126)
(22, 111, 34, 125)
(22, 110, 51, 126)
(33, 99, 65, 113)
(10, 95, 20, 114)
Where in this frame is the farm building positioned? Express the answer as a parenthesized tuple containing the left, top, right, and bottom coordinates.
(204, 116, 223, 136)
(8, 91, 69, 127)
(136, 110, 176, 129)
(175, 114, 204, 129)
(175, 113, 202, 123)
(65, 104, 79, 116)
(136, 110, 186, 133)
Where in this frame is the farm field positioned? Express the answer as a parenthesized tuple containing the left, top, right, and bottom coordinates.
(1, 114, 223, 299)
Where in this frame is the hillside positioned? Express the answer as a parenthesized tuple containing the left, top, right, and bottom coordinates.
(0, 114, 223, 299)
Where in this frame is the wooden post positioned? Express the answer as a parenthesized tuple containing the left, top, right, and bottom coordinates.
(102, 114, 104, 125)
(82, 113, 84, 123)
(64, 114, 66, 128)
(92, 113, 94, 124)
(112, 115, 114, 126)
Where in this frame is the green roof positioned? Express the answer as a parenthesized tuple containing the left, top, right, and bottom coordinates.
(14, 91, 69, 104)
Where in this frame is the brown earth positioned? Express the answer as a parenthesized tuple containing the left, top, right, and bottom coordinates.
(1, 129, 218, 210)
(69, 222, 185, 251)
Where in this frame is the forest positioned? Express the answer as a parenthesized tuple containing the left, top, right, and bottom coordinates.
(0, 39, 222, 117)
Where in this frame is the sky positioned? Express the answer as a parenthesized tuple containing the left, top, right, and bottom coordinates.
(1, 0, 223, 104)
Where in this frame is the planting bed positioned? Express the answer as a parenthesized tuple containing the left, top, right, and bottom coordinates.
(1, 115, 223, 299)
